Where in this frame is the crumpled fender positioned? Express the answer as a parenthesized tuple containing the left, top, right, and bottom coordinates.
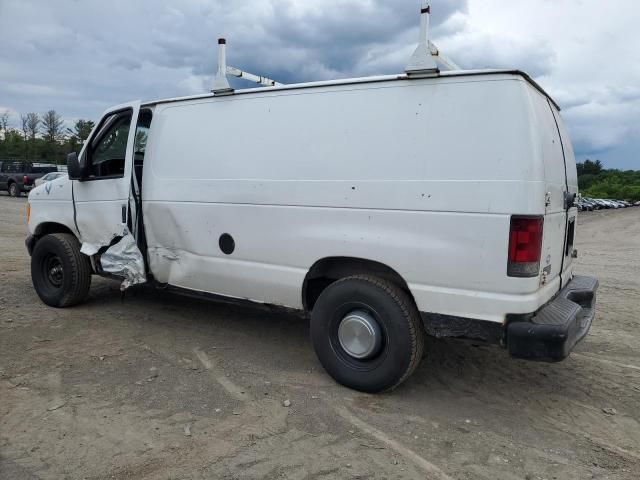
(80, 225, 146, 291)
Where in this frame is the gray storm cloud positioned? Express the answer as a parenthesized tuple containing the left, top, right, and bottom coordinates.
(0, 0, 638, 168)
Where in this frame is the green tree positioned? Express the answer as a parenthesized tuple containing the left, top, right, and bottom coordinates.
(578, 160, 640, 201)
(66, 119, 95, 153)
(578, 159, 603, 176)
(2, 129, 26, 158)
(41, 110, 65, 163)
(24, 112, 40, 160)
(0, 110, 8, 138)
(0, 110, 9, 158)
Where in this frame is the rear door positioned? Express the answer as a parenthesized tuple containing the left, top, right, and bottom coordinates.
(549, 105, 578, 287)
(529, 92, 571, 290)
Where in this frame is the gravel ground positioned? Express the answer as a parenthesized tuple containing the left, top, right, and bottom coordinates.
(1, 194, 639, 480)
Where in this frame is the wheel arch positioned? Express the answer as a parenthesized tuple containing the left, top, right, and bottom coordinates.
(302, 256, 414, 312)
(33, 222, 75, 238)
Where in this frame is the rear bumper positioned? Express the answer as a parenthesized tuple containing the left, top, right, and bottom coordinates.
(506, 275, 598, 361)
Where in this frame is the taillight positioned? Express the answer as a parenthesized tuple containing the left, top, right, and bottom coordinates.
(507, 216, 543, 277)
(23, 175, 29, 184)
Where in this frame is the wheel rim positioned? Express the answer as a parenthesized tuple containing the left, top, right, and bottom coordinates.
(10, 184, 16, 196)
(43, 254, 64, 288)
(337, 309, 382, 360)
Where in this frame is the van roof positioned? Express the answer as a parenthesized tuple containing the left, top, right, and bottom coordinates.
(142, 69, 560, 111)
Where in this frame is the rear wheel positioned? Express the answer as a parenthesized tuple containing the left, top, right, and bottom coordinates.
(31, 233, 92, 307)
(8, 182, 20, 197)
(310, 275, 424, 393)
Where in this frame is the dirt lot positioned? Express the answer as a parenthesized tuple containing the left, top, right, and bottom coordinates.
(1, 194, 639, 480)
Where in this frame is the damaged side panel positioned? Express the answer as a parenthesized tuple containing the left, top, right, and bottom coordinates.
(99, 229, 146, 290)
(80, 225, 146, 290)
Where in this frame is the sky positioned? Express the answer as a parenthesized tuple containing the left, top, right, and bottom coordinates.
(0, 0, 638, 169)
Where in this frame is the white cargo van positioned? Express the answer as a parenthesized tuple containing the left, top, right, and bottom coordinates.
(25, 14, 597, 392)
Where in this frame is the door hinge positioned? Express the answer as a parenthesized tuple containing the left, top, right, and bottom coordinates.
(540, 264, 551, 286)
(545, 192, 551, 207)
(564, 191, 577, 210)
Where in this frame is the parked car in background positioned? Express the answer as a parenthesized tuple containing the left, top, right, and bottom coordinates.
(584, 199, 598, 211)
(0, 161, 57, 197)
(577, 199, 591, 211)
(34, 171, 66, 187)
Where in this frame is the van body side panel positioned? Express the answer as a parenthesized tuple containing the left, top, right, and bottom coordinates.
(144, 203, 544, 320)
(142, 75, 549, 322)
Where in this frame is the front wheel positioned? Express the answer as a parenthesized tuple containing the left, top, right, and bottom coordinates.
(31, 233, 92, 307)
(8, 183, 20, 197)
(310, 275, 424, 393)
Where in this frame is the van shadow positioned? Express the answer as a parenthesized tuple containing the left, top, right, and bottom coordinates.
(404, 335, 606, 415)
(89, 280, 600, 408)
(89, 280, 315, 367)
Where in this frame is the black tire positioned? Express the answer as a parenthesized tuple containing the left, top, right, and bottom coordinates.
(31, 233, 92, 307)
(310, 275, 424, 393)
(8, 182, 20, 197)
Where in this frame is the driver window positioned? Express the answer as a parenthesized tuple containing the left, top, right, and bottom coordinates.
(87, 110, 132, 178)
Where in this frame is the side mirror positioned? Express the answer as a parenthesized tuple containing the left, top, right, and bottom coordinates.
(67, 152, 85, 180)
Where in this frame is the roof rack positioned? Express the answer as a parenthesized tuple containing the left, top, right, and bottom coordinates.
(405, 3, 460, 76)
(212, 38, 285, 95)
(211, 4, 460, 94)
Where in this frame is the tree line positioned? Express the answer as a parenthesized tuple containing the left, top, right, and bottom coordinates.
(578, 159, 640, 201)
(0, 109, 94, 165)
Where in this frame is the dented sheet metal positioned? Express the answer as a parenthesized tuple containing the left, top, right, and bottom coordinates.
(147, 246, 180, 261)
(100, 230, 146, 290)
(80, 242, 101, 256)
(80, 224, 127, 257)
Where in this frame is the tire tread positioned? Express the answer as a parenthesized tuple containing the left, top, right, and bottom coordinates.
(53, 233, 92, 307)
(33, 233, 92, 307)
(345, 275, 424, 391)
(313, 274, 424, 392)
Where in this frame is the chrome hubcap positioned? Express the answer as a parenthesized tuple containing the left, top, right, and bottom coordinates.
(338, 309, 382, 359)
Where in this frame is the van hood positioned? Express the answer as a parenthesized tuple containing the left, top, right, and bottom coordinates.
(28, 175, 71, 201)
